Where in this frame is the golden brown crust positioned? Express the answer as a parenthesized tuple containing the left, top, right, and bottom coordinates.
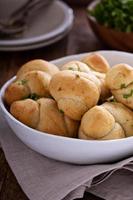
(78, 102, 133, 140)
(17, 59, 59, 78)
(102, 102, 133, 137)
(100, 123, 125, 140)
(106, 64, 133, 90)
(23, 71, 51, 97)
(105, 64, 133, 109)
(79, 106, 115, 139)
(63, 115, 79, 137)
(5, 59, 60, 105)
(93, 71, 111, 101)
(4, 81, 30, 105)
(10, 99, 39, 128)
(62, 61, 111, 101)
(79, 122, 125, 140)
(6, 57, 133, 141)
(10, 98, 79, 138)
(4, 71, 51, 105)
(81, 53, 110, 73)
(49, 70, 100, 120)
(112, 86, 133, 109)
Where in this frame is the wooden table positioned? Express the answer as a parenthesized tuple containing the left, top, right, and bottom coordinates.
(0, 3, 108, 200)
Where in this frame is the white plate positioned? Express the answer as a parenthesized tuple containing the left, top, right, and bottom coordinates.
(1, 50, 133, 165)
(0, 26, 72, 51)
(0, 0, 73, 47)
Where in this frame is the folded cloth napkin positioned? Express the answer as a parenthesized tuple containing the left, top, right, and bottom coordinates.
(1, 113, 133, 200)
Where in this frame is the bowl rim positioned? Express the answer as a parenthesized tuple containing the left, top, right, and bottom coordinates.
(1, 51, 133, 144)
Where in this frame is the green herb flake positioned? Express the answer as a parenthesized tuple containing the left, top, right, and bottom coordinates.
(121, 81, 133, 89)
(21, 79, 28, 85)
(120, 83, 126, 89)
(123, 89, 133, 99)
(17, 79, 28, 85)
(59, 109, 64, 114)
(68, 67, 74, 70)
(28, 93, 40, 101)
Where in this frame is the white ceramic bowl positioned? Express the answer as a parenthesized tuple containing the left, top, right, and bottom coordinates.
(1, 50, 133, 165)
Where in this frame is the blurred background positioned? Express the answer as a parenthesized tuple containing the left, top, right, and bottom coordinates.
(0, 0, 133, 84)
(0, 0, 94, 52)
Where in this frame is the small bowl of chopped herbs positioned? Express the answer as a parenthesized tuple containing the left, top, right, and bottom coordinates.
(87, 0, 133, 51)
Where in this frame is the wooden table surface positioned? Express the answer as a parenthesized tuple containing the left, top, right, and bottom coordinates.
(0, 2, 108, 200)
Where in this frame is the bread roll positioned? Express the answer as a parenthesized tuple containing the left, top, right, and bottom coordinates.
(10, 99, 39, 128)
(106, 64, 133, 109)
(81, 53, 110, 73)
(79, 102, 133, 140)
(10, 98, 79, 137)
(17, 59, 59, 79)
(79, 106, 116, 139)
(61, 60, 91, 73)
(5, 59, 59, 105)
(102, 102, 133, 137)
(61, 60, 110, 101)
(93, 71, 111, 101)
(49, 70, 101, 120)
(4, 71, 51, 105)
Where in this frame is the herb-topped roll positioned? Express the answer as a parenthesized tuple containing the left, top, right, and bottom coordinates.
(4, 71, 51, 105)
(49, 70, 101, 120)
(17, 59, 59, 79)
(61, 57, 111, 101)
(10, 98, 79, 137)
(105, 64, 133, 109)
(81, 53, 110, 73)
(79, 102, 133, 140)
(4, 59, 59, 105)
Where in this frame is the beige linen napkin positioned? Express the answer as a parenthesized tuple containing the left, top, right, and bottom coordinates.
(1, 113, 133, 200)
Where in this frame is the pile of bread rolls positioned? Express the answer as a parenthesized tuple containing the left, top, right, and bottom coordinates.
(4, 53, 133, 140)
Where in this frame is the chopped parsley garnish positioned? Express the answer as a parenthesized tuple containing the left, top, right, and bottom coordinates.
(120, 83, 126, 89)
(68, 67, 74, 70)
(121, 82, 133, 89)
(28, 93, 40, 100)
(59, 109, 64, 114)
(17, 79, 28, 85)
(123, 89, 133, 99)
